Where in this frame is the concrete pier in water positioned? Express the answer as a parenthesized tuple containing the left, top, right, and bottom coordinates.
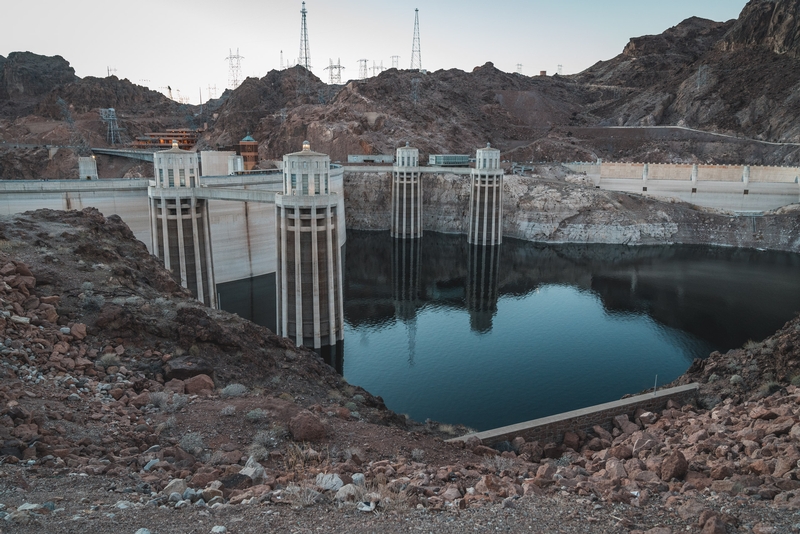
(391, 143, 423, 239)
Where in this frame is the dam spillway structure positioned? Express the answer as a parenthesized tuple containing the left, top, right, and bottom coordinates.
(148, 141, 216, 307)
(275, 141, 344, 351)
(391, 143, 422, 239)
(468, 143, 504, 246)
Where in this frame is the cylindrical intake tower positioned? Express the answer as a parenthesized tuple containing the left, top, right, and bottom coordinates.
(275, 141, 344, 349)
(468, 143, 503, 246)
(148, 141, 216, 307)
(391, 143, 422, 239)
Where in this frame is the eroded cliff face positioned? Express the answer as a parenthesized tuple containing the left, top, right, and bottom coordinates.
(721, 0, 800, 58)
(344, 171, 800, 252)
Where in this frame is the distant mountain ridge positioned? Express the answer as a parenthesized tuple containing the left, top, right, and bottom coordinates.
(1, 0, 800, 179)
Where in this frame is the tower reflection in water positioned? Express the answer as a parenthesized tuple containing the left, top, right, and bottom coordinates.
(393, 237, 423, 365)
(466, 243, 500, 334)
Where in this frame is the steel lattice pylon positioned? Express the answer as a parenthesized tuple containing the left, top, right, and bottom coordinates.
(225, 48, 243, 89)
(410, 8, 421, 71)
(299, 2, 311, 70)
(325, 58, 345, 84)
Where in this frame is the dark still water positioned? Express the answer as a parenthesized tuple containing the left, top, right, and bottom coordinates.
(341, 231, 800, 431)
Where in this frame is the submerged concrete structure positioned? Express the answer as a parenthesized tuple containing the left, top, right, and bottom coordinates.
(468, 143, 503, 246)
(148, 142, 216, 307)
(275, 141, 344, 350)
(391, 143, 422, 239)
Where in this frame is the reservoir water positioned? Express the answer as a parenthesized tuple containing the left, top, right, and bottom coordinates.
(219, 231, 800, 432)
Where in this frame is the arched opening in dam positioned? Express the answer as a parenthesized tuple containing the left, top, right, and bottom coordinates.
(218, 230, 800, 431)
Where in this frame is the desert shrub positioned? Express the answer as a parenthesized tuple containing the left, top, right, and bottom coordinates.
(743, 339, 760, 351)
(437, 424, 458, 436)
(221, 383, 248, 398)
(758, 381, 782, 397)
(220, 405, 236, 416)
(150, 391, 169, 409)
(483, 455, 515, 473)
(169, 394, 188, 412)
(179, 432, 205, 454)
(791, 375, 800, 387)
(248, 425, 286, 461)
(97, 353, 120, 369)
(285, 483, 321, 507)
(245, 408, 268, 423)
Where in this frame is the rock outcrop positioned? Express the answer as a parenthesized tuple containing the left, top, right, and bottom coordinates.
(721, 0, 800, 58)
(0, 52, 77, 103)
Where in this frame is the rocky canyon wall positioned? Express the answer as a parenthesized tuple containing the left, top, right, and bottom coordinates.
(344, 172, 800, 253)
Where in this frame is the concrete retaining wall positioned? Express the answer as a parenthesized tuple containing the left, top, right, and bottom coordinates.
(565, 162, 800, 212)
(448, 383, 698, 447)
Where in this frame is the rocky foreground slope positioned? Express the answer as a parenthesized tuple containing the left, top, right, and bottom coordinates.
(0, 208, 798, 533)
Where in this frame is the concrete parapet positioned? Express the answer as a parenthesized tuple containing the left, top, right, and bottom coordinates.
(448, 383, 699, 447)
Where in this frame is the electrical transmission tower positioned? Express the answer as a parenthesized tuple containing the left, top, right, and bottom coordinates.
(410, 8, 422, 70)
(557, 64, 563, 75)
(391, 55, 399, 69)
(516, 63, 523, 74)
(106, 66, 117, 77)
(207, 85, 218, 100)
(298, 1, 311, 70)
(280, 50, 285, 70)
(226, 48, 243, 89)
(358, 59, 369, 80)
(99, 108, 125, 145)
(325, 58, 345, 84)
(371, 61, 384, 76)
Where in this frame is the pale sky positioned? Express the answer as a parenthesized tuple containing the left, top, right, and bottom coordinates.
(2, 0, 746, 104)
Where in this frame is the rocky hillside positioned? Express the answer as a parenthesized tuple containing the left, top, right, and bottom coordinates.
(575, 0, 800, 151)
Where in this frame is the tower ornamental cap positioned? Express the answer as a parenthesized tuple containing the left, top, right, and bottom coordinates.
(172, 140, 179, 149)
(302, 140, 311, 151)
(405, 141, 410, 147)
(486, 142, 491, 148)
